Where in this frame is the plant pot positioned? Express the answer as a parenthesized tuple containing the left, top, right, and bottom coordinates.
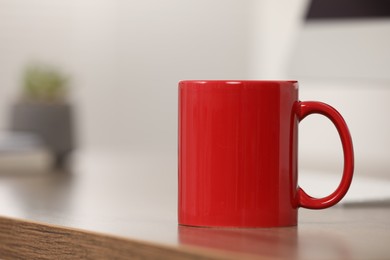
(10, 101, 75, 169)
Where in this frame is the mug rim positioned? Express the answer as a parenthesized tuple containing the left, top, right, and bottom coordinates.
(179, 80, 298, 84)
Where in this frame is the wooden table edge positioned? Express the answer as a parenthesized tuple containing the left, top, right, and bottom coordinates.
(0, 215, 272, 260)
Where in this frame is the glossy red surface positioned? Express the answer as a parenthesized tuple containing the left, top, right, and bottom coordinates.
(178, 80, 354, 227)
(297, 101, 354, 209)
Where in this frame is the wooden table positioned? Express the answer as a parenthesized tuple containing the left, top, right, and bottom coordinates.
(0, 151, 389, 259)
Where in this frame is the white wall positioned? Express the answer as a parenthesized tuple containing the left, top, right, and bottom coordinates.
(0, 0, 74, 127)
(249, 0, 390, 177)
(1, 0, 389, 177)
(289, 20, 390, 80)
(286, 19, 390, 177)
(298, 80, 390, 177)
(0, 0, 254, 152)
(249, 0, 309, 78)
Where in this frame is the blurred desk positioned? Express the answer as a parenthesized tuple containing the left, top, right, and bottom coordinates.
(0, 151, 389, 259)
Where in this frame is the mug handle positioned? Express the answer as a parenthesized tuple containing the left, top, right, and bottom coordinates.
(296, 101, 354, 209)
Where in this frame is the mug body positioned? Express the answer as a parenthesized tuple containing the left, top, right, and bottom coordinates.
(178, 80, 299, 227)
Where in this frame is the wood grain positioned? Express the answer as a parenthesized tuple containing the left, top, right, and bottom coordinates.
(0, 216, 260, 260)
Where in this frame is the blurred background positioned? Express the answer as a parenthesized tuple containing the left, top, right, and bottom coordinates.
(0, 0, 389, 180)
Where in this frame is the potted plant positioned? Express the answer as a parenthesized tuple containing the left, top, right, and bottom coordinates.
(10, 64, 75, 169)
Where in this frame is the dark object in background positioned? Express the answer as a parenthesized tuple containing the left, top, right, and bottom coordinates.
(9, 64, 75, 170)
(306, 0, 390, 20)
(10, 102, 74, 169)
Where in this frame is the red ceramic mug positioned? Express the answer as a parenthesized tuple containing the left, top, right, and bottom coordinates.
(178, 80, 354, 228)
